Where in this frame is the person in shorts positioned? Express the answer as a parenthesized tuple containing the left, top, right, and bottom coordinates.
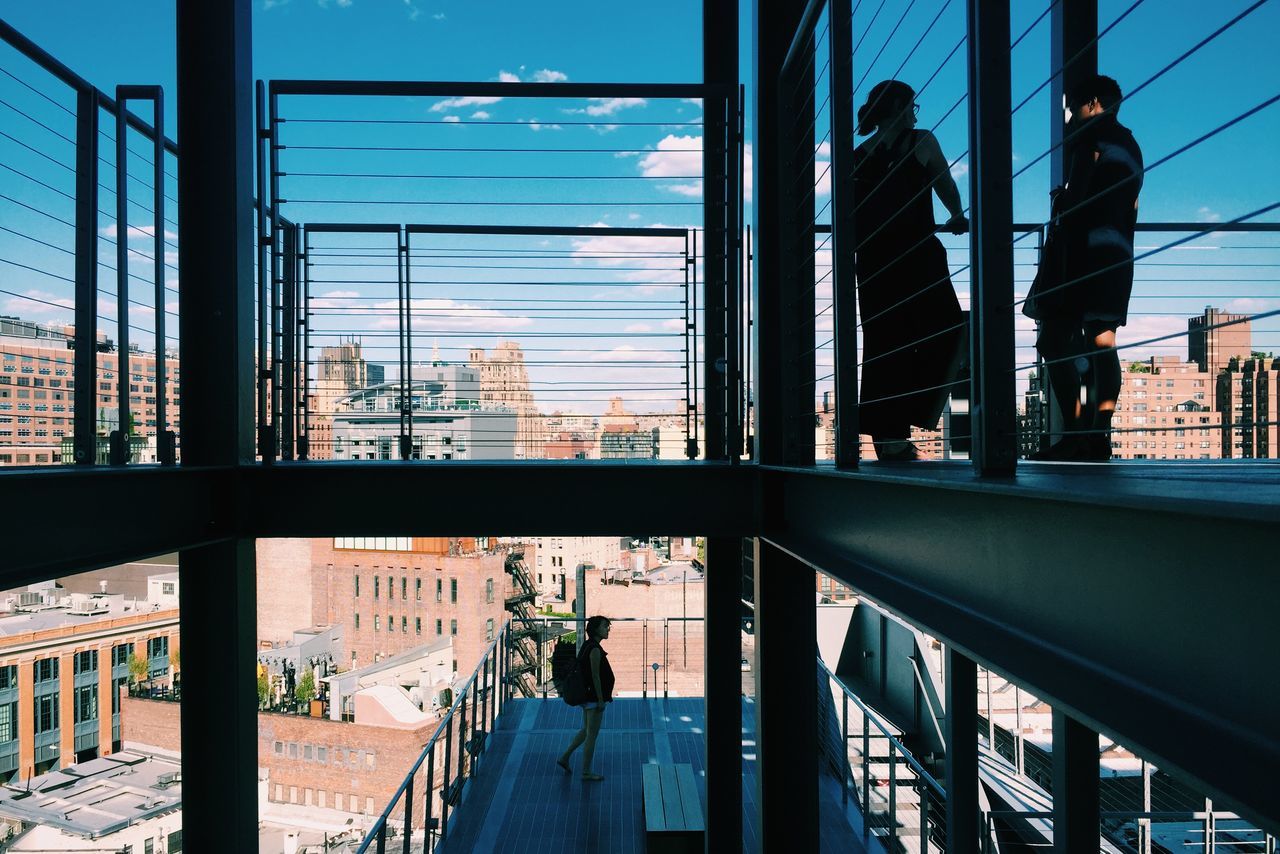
(557, 616, 614, 781)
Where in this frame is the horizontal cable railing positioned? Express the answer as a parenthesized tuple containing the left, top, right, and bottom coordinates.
(257, 82, 743, 463)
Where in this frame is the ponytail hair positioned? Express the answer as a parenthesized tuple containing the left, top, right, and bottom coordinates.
(857, 80, 915, 135)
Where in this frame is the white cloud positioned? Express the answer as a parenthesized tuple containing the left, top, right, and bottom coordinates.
(1115, 315, 1189, 361)
(628, 213, 642, 221)
(624, 323, 653, 333)
(432, 12, 446, 20)
(521, 119, 562, 132)
(3, 289, 73, 315)
(664, 182, 703, 197)
(100, 224, 178, 242)
(568, 97, 647, 117)
(815, 141, 831, 158)
(1197, 206, 1222, 223)
(471, 111, 491, 120)
(571, 223, 696, 288)
(661, 318, 685, 331)
(430, 96, 501, 112)
(636, 134, 702, 178)
(532, 69, 568, 83)
(498, 70, 521, 83)
(365, 298, 534, 333)
(442, 115, 461, 123)
(262, 0, 289, 9)
(950, 161, 969, 180)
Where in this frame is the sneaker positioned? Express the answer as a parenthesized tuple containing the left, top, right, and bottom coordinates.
(876, 441, 921, 462)
(1027, 436, 1091, 462)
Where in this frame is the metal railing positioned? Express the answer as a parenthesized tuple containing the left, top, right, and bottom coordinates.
(357, 621, 508, 853)
(983, 809, 1278, 854)
(253, 79, 744, 464)
(819, 658, 948, 852)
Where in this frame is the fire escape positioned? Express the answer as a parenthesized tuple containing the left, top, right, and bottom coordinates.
(503, 548, 541, 698)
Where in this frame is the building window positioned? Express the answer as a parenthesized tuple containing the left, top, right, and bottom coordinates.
(436, 579, 442, 602)
(374, 576, 379, 599)
(450, 578, 457, 603)
(33, 694, 57, 734)
(113, 645, 130, 668)
(486, 578, 494, 604)
(354, 575, 360, 598)
(386, 614, 394, 633)
(34, 658, 58, 683)
(374, 615, 380, 632)
(0, 701, 16, 742)
(486, 619, 494, 641)
(416, 578, 422, 601)
(354, 613, 360, 630)
(73, 684, 98, 724)
(73, 650, 98, 675)
(401, 616, 407, 633)
(436, 619, 443, 636)
(450, 619, 457, 636)
(0, 666, 13, 690)
(401, 577, 407, 600)
(416, 617, 421, 635)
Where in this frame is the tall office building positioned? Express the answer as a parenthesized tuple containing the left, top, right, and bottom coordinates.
(468, 342, 543, 460)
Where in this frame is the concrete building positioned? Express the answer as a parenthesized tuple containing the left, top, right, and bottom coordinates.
(469, 341, 544, 460)
(1113, 357, 1223, 460)
(323, 637, 452, 723)
(0, 316, 179, 467)
(530, 537, 623, 601)
(1188, 307, 1252, 375)
(599, 423, 659, 459)
(0, 749, 183, 853)
(329, 363, 516, 460)
(542, 411, 599, 459)
(0, 582, 179, 780)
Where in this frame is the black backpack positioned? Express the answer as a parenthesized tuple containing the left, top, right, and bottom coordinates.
(550, 640, 588, 706)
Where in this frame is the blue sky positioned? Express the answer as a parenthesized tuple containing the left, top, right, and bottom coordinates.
(0, 0, 1276, 432)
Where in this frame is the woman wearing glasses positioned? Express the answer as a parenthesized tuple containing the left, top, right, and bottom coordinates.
(852, 79, 969, 461)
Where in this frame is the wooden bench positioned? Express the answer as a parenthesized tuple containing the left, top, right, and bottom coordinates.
(641, 763, 704, 853)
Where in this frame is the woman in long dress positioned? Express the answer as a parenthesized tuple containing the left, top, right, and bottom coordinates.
(852, 80, 969, 460)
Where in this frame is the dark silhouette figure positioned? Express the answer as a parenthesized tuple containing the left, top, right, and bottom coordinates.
(852, 80, 969, 461)
(557, 616, 614, 781)
(1030, 74, 1143, 461)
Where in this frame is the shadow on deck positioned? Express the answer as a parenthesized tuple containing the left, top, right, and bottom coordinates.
(438, 697, 874, 854)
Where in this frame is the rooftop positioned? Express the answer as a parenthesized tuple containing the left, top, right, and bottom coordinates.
(0, 750, 181, 838)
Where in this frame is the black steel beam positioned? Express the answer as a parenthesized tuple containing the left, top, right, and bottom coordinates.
(752, 539, 819, 853)
(967, 0, 1017, 474)
(763, 464, 1280, 832)
(703, 536, 743, 853)
(945, 648, 979, 854)
(239, 461, 756, 537)
(0, 466, 231, 585)
(176, 1, 258, 851)
(828, 0, 860, 468)
(1052, 709, 1100, 854)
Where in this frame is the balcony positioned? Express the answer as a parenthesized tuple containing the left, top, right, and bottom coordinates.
(0, 0, 1277, 852)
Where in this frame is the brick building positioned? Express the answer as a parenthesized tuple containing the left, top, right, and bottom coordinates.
(0, 594, 179, 780)
(1112, 357, 1223, 460)
(0, 317, 179, 466)
(308, 537, 512, 678)
(1216, 356, 1279, 459)
(469, 341, 545, 460)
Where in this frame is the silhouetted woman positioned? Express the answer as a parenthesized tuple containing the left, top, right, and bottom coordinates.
(853, 80, 969, 460)
(557, 616, 613, 781)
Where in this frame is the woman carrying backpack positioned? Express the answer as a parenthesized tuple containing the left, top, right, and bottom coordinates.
(557, 616, 614, 781)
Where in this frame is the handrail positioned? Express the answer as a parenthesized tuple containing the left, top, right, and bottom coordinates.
(0, 16, 179, 156)
(818, 657, 945, 797)
(356, 622, 507, 853)
(907, 654, 947, 753)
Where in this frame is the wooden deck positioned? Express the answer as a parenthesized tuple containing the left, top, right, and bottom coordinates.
(437, 697, 874, 854)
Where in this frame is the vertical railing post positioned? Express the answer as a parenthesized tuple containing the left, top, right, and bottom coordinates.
(966, 0, 1017, 474)
(945, 648, 980, 854)
(268, 88, 283, 459)
(297, 223, 310, 459)
(424, 742, 436, 853)
(841, 691, 849, 806)
(921, 779, 931, 854)
(255, 80, 273, 463)
(73, 88, 100, 466)
(1051, 709, 1100, 854)
(404, 228, 414, 457)
(401, 772, 414, 854)
(149, 88, 173, 466)
(829, 0, 861, 468)
(888, 739, 898, 847)
(110, 89, 132, 466)
(280, 224, 297, 459)
(862, 713, 870, 828)
(1204, 798, 1215, 854)
(398, 232, 411, 459)
(440, 716, 453, 839)
(1141, 759, 1153, 854)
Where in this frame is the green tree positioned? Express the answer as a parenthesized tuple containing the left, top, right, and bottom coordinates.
(294, 669, 316, 705)
(127, 652, 149, 686)
(257, 671, 270, 708)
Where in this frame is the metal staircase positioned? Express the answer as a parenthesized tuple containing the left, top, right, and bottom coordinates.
(503, 549, 541, 697)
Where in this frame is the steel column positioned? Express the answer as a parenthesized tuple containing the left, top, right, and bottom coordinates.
(151, 88, 174, 466)
(175, 1, 257, 851)
(255, 81, 273, 462)
(945, 647, 979, 854)
(752, 539, 818, 853)
(1052, 709, 1100, 854)
(829, 0, 860, 468)
(111, 91, 132, 466)
(966, 0, 1017, 474)
(281, 224, 297, 459)
(73, 88, 100, 466)
(705, 536, 744, 852)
